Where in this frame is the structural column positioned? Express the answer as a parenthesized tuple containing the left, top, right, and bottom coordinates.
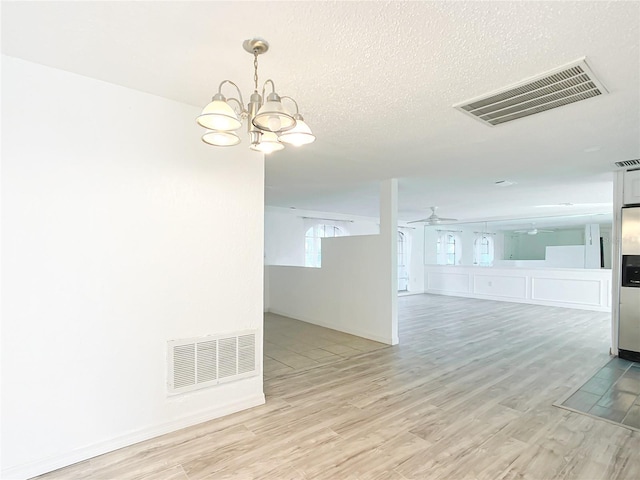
(380, 179, 399, 345)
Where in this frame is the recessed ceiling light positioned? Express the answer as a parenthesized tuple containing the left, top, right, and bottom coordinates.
(584, 146, 601, 153)
(494, 180, 516, 187)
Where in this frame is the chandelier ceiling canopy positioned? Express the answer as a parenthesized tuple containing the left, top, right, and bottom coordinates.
(197, 38, 315, 153)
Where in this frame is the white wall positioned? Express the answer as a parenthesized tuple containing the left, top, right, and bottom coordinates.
(1, 56, 265, 479)
(496, 245, 587, 269)
(264, 206, 424, 294)
(423, 226, 439, 264)
(266, 182, 399, 345)
(264, 206, 379, 266)
(267, 238, 398, 344)
(406, 226, 425, 293)
(264, 208, 306, 266)
(544, 245, 586, 268)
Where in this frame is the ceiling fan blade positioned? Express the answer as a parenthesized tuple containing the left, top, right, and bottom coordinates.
(410, 206, 457, 224)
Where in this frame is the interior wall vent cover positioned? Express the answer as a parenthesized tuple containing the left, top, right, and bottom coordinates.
(168, 330, 258, 394)
(453, 58, 607, 126)
(615, 159, 640, 168)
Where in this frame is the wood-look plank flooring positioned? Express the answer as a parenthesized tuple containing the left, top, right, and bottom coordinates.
(34, 294, 640, 480)
(263, 313, 388, 379)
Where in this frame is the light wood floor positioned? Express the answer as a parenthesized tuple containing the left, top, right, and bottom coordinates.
(35, 295, 640, 480)
(263, 312, 388, 379)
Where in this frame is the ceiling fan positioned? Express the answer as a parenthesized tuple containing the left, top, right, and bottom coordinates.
(514, 224, 555, 235)
(408, 206, 458, 225)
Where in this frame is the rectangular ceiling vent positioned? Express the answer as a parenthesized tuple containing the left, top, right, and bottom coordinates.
(615, 159, 640, 168)
(167, 330, 258, 395)
(453, 58, 607, 126)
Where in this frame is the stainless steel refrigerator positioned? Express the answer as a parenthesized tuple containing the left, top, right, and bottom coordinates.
(620, 206, 640, 361)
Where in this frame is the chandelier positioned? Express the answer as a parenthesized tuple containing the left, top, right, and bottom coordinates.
(197, 38, 315, 153)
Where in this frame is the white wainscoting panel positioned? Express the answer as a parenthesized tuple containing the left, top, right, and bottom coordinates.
(427, 272, 470, 293)
(531, 278, 602, 306)
(424, 265, 611, 312)
(473, 274, 527, 299)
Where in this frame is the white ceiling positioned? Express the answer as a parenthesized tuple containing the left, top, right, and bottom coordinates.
(3, 1, 639, 225)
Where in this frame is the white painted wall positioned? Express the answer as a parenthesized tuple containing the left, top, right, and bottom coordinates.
(267, 237, 398, 343)
(424, 265, 611, 312)
(406, 226, 425, 293)
(423, 226, 439, 265)
(266, 182, 399, 345)
(543, 245, 586, 268)
(265, 239, 397, 344)
(264, 206, 424, 294)
(264, 208, 306, 266)
(493, 232, 506, 262)
(264, 206, 379, 267)
(1, 56, 265, 479)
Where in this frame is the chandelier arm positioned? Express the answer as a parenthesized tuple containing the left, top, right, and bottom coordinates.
(280, 96, 300, 114)
(261, 79, 277, 99)
(226, 97, 246, 116)
(217, 80, 245, 109)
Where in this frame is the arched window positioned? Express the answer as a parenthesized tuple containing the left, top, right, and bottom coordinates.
(305, 224, 344, 267)
(398, 231, 409, 291)
(473, 235, 494, 266)
(436, 232, 461, 265)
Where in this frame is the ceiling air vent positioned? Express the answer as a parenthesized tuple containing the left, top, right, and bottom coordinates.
(615, 159, 640, 168)
(453, 58, 607, 126)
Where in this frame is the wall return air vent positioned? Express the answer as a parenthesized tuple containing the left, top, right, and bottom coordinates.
(167, 330, 258, 395)
(453, 58, 607, 126)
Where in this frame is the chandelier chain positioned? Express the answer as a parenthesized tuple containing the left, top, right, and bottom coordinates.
(253, 51, 259, 92)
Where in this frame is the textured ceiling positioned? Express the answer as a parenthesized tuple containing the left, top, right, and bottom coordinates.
(2, 1, 639, 224)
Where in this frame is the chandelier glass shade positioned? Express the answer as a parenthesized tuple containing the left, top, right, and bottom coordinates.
(252, 92, 296, 132)
(201, 130, 241, 147)
(197, 38, 315, 153)
(249, 131, 285, 154)
(278, 113, 316, 146)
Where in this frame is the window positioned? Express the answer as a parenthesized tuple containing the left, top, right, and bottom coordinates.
(436, 232, 461, 265)
(473, 235, 494, 266)
(305, 224, 344, 267)
(398, 231, 409, 291)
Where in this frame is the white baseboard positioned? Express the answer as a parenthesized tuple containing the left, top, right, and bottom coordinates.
(1, 393, 266, 480)
(268, 308, 395, 345)
(398, 290, 425, 297)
